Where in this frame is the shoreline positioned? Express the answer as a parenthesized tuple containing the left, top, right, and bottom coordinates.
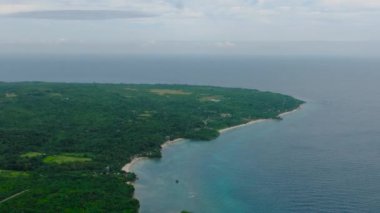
(160, 138, 185, 149)
(279, 107, 300, 117)
(218, 119, 267, 134)
(122, 157, 149, 173)
(122, 106, 302, 174)
(122, 138, 185, 173)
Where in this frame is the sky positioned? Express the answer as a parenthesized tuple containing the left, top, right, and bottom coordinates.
(1, 0, 380, 55)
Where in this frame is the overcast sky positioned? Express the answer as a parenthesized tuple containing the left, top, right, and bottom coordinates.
(1, 0, 380, 55)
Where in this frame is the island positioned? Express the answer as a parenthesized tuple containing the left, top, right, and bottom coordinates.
(0, 82, 304, 212)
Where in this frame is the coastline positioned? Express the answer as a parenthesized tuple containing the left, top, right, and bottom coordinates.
(220, 105, 302, 134)
(122, 106, 302, 174)
(219, 119, 266, 134)
(161, 138, 185, 149)
(279, 107, 300, 117)
(122, 139, 185, 173)
(122, 157, 149, 173)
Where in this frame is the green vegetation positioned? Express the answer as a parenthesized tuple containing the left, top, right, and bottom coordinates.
(0, 170, 29, 178)
(20, 152, 45, 158)
(199, 95, 223, 102)
(150, 88, 191, 95)
(42, 154, 92, 165)
(5, 93, 17, 98)
(0, 82, 303, 212)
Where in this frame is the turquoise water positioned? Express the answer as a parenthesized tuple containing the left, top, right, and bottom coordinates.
(2, 55, 380, 212)
(133, 102, 380, 213)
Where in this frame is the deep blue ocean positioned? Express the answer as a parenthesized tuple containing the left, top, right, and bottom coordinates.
(2, 55, 380, 212)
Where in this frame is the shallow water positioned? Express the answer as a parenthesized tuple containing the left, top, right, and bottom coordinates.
(2, 55, 380, 212)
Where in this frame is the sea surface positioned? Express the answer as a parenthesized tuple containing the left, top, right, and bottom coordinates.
(2, 55, 380, 212)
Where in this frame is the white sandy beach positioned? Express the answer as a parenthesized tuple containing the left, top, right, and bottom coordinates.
(218, 119, 267, 134)
(279, 107, 301, 117)
(122, 138, 185, 173)
(160, 138, 185, 149)
(122, 157, 148, 173)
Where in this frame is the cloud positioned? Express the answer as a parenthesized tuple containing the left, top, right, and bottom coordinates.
(5, 9, 158, 20)
(320, 0, 380, 7)
(166, 0, 185, 9)
(1, 0, 380, 47)
(0, 4, 38, 14)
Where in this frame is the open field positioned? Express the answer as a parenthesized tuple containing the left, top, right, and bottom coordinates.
(43, 154, 92, 164)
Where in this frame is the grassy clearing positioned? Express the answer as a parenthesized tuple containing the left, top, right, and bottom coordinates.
(199, 95, 223, 102)
(125, 88, 138, 91)
(43, 154, 92, 165)
(20, 152, 45, 158)
(5, 93, 17, 98)
(150, 89, 191, 96)
(139, 111, 155, 118)
(0, 170, 29, 178)
(48, 93, 62, 97)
